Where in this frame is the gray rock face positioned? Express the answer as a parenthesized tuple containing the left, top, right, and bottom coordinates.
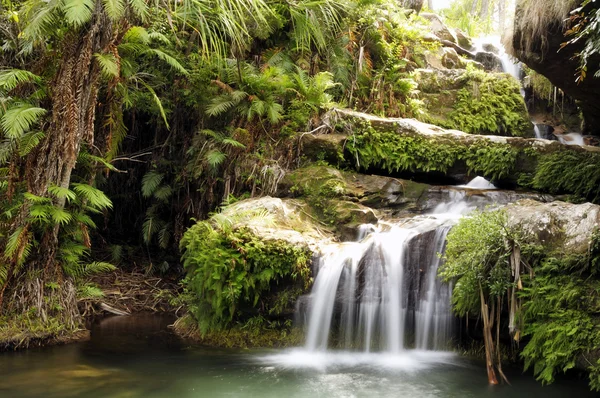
(506, 199, 600, 253)
(474, 51, 503, 72)
(510, 0, 600, 135)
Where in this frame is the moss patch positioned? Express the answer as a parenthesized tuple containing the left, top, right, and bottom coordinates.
(413, 66, 531, 137)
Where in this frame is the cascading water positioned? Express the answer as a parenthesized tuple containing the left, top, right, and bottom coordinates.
(300, 177, 494, 354)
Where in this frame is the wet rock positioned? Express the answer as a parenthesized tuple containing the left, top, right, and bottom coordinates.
(455, 29, 473, 50)
(441, 48, 465, 69)
(420, 13, 458, 44)
(474, 51, 503, 72)
(505, 199, 600, 253)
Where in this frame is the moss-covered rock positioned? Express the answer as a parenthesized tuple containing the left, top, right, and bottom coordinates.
(314, 108, 600, 202)
(412, 66, 532, 137)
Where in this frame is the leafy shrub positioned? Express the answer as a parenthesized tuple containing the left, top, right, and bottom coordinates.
(180, 221, 311, 333)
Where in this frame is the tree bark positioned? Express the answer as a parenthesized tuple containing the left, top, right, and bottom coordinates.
(1, 2, 115, 325)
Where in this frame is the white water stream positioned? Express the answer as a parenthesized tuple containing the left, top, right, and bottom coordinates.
(301, 177, 496, 354)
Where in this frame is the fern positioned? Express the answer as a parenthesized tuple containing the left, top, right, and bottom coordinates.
(48, 185, 76, 202)
(72, 183, 113, 210)
(18, 130, 45, 156)
(206, 150, 226, 169)
(48, 206, 73, 225)
(77, 283, 105, 299)
(94, 53, 120, 78)
(141, 170, 164, 198)
(1, 103, 47, 139)
(153, 185, 173, 201)
(102, 0, 125, 21)
(127, 0, 148, 21)
(65, 261, 116, 278)
(0, 69, 41, 93)
(123, 26, 150, 44)
(149, 49, 188, 75)
(4, 226, 32, 266)
(62, 0, 95, 26)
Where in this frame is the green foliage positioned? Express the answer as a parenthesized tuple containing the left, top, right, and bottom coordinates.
(520, 255, 600, 390)
(440, 210, 512, 316)
(345, 121, 517, 180)
(180, 219, 311, 334)
(445, 66, 530, 137)
(531, 149, 600, 202)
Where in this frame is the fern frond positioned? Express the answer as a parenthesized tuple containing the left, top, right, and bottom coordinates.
(148, 31, 170, 45)
(72, 183, 113, 210)
(63, 0, 95, 26)
(123, 26, 150, 44)
(48, 185, 76, 202)
(4, 226, 32, 266)
(77, 283, 105, 299)
(102, 0, 125, 21)
(23, 192, 51, 203)
(158, 224, 171, 249)
(94, 53, 120, 78)
(127, 0, 148, 21)
(149, 49, 188, 75)
(206, 150, 226, 169)
(141, 170, 163, 198)
(221, 138, 246, 148)
(153, 185, 173, 201)
(0, 69, 41, 93)
(48, 206, 72, 225)
(18, 130, 45, 156)
(1, 103, 47, 139)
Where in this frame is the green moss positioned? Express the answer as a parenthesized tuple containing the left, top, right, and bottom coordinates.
(415, 66, 531, 137)
(345, 122, 518, 180)
(180, 223, 311, 334)
(531, 149, 600, 202)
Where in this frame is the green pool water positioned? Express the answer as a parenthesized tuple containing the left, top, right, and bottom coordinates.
(0, 314, 595, 398)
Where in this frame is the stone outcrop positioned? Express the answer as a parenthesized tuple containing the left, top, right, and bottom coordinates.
(509, 0, 600, 135)
(506, 199, 600, 253)
(301, 109, 600, 195)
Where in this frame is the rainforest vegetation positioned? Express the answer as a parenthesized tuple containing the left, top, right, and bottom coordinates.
(1, 0, 600, 393)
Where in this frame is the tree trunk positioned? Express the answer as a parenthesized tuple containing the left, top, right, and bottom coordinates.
(479, 0, 490, 19)
(498, 0, 506, 34)
(480, 284, 499, 385)
(1, 2, 115, 326)
(427, 0, 434, 10)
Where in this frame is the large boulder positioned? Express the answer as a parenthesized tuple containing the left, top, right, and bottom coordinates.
(302, 108, 600, 200)
(506, 200, 600, 253)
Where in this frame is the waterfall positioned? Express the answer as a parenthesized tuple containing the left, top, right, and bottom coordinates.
(414, 226, 453, 350)
(300, 177, 501, 354)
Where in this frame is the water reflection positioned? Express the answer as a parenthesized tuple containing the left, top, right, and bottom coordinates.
(0, 314, 596, 398)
